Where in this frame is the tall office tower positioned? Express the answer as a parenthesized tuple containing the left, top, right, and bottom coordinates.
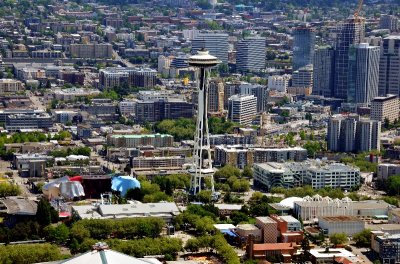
(192, 33, 229, 64)
(292, 26, 316, 71)
(208, 79, 224, 113)
(327, 115, 343, 152)
(313, 47, 335, 97)
(228, 94, 257, 126)
(334, 17, 365, 99)
(379, 14, 399, 32)
(356, 119, 381, 152)
(378, 36, 400, 97)
(347, 43, 380, 104)
(236, 38, 266, 72)
(239, 84, 267, 112)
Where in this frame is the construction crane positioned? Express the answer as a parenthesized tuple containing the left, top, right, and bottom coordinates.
(354, 0, 364, 18)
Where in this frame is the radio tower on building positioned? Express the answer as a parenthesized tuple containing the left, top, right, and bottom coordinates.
(188, 49, 220, 197)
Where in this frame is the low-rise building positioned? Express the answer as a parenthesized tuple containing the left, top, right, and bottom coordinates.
(0, 79, 24, 94)
(13, 154, 52, 177)
(318, 216, 365, 235)
(72, 202, 180, 222)
(107, 134, 174, 148)
(294, 198, 392, 222)
(256, 216, 278, 243)
(377, 163, 400, 181)
(5, 112, 53, 131)
(309, 248, 361, 264)
(253, 161, 360, 191)
(131, 156, 185, 171)
(214, 146, 307, 169)
(236, 224, 262, 242)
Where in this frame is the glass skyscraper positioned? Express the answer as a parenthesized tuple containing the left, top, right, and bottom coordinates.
(292, 26, 316, 71)
(333, 17, 365, 100)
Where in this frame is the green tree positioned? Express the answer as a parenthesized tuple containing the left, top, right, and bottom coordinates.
(230, 211, 249, 225)
(43, 224, 70, 245)
(353, 229, 372, 247)
(242, 165, 253, 178)
(329, 233, 348, 246)
(36, 199, 53, 226)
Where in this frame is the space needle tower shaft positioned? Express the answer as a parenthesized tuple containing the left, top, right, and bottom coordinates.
(188, 49, 220, 196)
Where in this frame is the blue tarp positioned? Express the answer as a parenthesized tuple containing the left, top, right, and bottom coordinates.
(111, 176, 141, 196)
(220, 229, 238, 237)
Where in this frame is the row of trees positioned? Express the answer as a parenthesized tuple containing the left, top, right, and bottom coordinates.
(270, 185, 347, 199)
(155, 117, 238, 141)
(70, 217, 164, 241)
(0, 244, 65, 264)
(49, 146, 91, 157)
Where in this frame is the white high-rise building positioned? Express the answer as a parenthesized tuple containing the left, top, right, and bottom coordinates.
(228, 94, 257, 126)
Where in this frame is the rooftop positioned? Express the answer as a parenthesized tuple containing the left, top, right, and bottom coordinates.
(253, 243, 295, 251)
(320, 216, 362, 222)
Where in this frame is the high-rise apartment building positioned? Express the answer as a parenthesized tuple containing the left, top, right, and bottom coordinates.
(371, 94, 399, 123)
(334, 17, 365, 99)
(239, 84, 267, 112)
(208, 79, 224, 113)
(348, 43, 380, 104)
(192, 33, 229, 64)
(236, 38, 266, 72)
(328, 114, 381, 153)
(292, 26, 316, 71)
(313, 47, 335, 97)
(356, 119, 381, 152)
(379, 14, 399, 32)
(228, 94, 257, 126)
(378, 36, 400, 97)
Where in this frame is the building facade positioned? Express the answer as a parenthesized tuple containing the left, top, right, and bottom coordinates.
(192, 33, 229, 64)
(228, 94, 257, 125)
(292, 26, 316, 71)
(371, 94, 399, 123)
(334, 17, 365, 100)
(312, 47, 335, 97)
(378, 36, 400, 97)
(236, 38, 266, 72)
(347, 43, 380, 104)
(253, 161, 360, 191)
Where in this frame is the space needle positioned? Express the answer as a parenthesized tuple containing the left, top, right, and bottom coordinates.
(188, 48, 220, 197)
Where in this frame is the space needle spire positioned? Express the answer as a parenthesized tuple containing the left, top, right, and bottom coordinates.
(188, 49, 220, 197)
